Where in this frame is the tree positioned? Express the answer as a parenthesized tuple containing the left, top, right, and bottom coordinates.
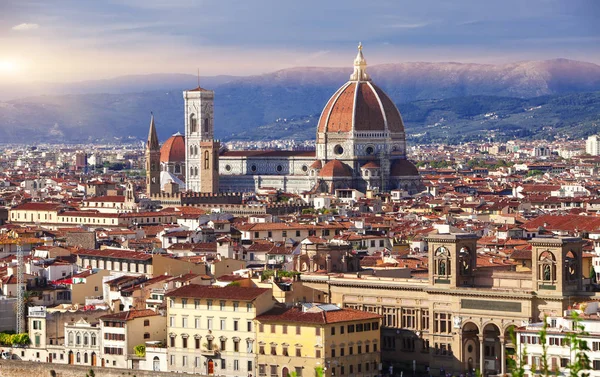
(134, 344, 145, 357)
(565, 312, 591, 377)
(509, 312, 590, 377)
(315, 366, 324, 377)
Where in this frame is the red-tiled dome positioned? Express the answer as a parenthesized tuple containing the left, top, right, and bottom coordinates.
(317, 45, 405, 136)
(160, 133, 185, 163)
(310, 160, 323, 169)
(319, 160, 353, 178)
(390, 159, 419, 176)
(317, 82, 405, 134)
(361, 161, 380, 169)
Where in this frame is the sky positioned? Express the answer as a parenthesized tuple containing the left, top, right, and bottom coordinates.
(0, 0, 599, 83)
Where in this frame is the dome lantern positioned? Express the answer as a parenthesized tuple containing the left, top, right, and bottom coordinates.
(350, 42, 371, 82)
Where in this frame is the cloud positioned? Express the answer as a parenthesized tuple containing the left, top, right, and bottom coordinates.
(12, 23, 40, 31)
(386, 22, 430, 29)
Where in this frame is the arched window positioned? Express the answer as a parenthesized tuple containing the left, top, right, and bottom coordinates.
(434, 247, 450, 279)
(83, 333, 89, 346)
(194, 145, 198, 156)
(539, 251, 556, 283)
(564, 250, 578, 282)
(91, 334, 96, 346)
(203, 118, 209, 134)
(459, 247, 472, 276)
(189, 114, 197, 133)
(190, 166, 194, 176)
(194, 167, 199, 176)
(204, 151, 210, 170)
(76, 332, 81, 345)
(190, 145, 194, 156)
(76, 352, 81, 363)
(84, 353, 88, 364)
(68, 332, 73, 346)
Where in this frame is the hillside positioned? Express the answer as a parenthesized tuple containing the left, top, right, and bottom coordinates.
(0, 59, 600, 143)
(229, 92, 600, 143)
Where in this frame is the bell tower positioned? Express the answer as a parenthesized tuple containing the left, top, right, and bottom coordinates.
(184, 84, 215, 192)
(425, 233, 479, 288)
(530, 237, 583, 295)
(145, 113, 161, 197)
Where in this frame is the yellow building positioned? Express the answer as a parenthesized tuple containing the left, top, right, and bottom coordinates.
(255, 303, 381, 377)
(165, 284, 275, 377)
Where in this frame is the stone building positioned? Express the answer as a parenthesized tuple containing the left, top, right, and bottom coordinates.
(146, 44, 422, 195)
(164, 285, 274, 377)
(255, 303, 381, 377)
(300, 234, 586, 376)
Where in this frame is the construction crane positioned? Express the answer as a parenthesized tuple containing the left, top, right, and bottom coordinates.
(16, 243, 25, 334)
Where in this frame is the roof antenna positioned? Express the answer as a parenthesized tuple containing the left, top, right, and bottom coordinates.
(197, 68, 200, 88)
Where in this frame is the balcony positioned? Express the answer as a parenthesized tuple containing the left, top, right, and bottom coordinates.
(201, 345, 220, 357)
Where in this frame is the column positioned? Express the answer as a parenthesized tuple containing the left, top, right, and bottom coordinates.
(478, 335, 485, 376)
(499, 336, 506, 376)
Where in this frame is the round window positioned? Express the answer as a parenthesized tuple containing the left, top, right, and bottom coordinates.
(225, 165, 232, 172)
(276, 165, 283, 172)
(301, 165, 308, 172)
(250, 165, 257, 172)
(366, 146, 374, 155)
(334, 145, 344, 155)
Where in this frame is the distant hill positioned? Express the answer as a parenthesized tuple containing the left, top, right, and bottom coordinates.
(229, 92, 600, 144)
(1, 59, 600, 143)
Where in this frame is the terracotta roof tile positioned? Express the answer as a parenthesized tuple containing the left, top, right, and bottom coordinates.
(160, 134, 186, 163)
(319, 160, 353, 178)
(256, 306, 381, 324)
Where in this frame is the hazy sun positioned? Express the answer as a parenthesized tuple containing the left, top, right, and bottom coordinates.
(0, 60, 19, 75)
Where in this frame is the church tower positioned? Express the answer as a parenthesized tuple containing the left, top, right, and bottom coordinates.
(184, 84, 219, 193)
(145, 113, 161, 196)
(425, 233, 479, 288)
(530, 237, 583, 295)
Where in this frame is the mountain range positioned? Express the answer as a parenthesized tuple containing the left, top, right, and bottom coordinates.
(1, 58, 599, 144)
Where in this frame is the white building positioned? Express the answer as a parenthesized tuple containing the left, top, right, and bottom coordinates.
(587, 135, 600, 156)
(516, 302, 600, 376)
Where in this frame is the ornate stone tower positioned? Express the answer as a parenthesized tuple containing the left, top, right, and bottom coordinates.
(184, 85, 215, 192)
(425, 233, 479, 288)
(145, 113, 161, 196)
(530, 237, 583, 295)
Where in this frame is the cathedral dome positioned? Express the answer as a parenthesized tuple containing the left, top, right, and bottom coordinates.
(160, 133, 185, 163)
(319, 159, 353, 178)
(390, 159, 420, 176)
(317, 44, 405, 135)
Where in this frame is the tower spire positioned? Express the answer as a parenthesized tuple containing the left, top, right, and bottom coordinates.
(350, 42, 371, 81)
(147, 112, 160, 151)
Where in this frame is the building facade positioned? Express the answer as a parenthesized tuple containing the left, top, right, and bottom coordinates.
(300, 235, 586, 376)
(165, 284, 274, 377)
(255, 303, 382, 377)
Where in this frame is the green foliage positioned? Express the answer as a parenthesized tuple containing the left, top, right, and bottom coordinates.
(315, 366, 324, 377)
(539, 317, 551, 377)
(565, 312, 591, 377)
(527, 170, 544, 177)
(260, 269, 300, 282)
(416, 160, 452, 169)
(507, 326, 527, 377)
(302, 208, 316, 214)
(227, 281, 241, 287)
(0, 332, 30, 346)
(134, 344, 146, 357)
